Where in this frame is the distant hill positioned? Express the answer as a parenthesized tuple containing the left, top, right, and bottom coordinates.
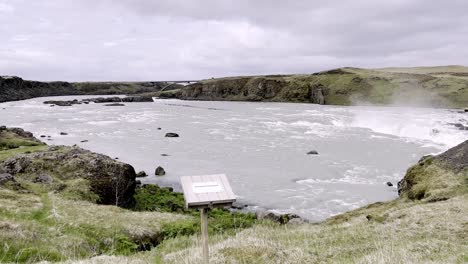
(2, 66, 468, 108)
(159, 66, 468, 108)
(0, 76, 181, 103)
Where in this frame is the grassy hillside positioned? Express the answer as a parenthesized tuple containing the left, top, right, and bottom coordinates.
(10, 141, 460, 263)
(159, 66, 468, 108)
(53, 142, 467, 264)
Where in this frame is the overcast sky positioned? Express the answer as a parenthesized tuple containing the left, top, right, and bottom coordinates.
(0, 0, 467, 81)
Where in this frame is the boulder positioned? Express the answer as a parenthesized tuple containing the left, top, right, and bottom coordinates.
(80, 140, 89, 143)
(307, 150, 319, 155)
(2, 156, 32, 174)
(34, 174, 53, 184)
(0, 173, 15, 185)
(60, 132, 68, 135)
(155, 166, 166, 176)
(255, 210, 302, 224)
(136, 171, 148, 178)
(231, 201, 248, 210)
(386, 182, 393, 187)
(104, 103, 125, 106)
(165, 133, 179, 138)
(0, 146, 137, 208)
(9, 128, 34, 138)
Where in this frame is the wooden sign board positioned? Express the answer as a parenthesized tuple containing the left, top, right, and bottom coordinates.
(180, 174, 236, 209)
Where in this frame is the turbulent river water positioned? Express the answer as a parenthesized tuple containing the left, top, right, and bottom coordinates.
(1, 96, 467, 221)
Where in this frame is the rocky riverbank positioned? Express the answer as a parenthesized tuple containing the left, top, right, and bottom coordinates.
(0, 75, 181, 103)
(158, 66, 468, 108)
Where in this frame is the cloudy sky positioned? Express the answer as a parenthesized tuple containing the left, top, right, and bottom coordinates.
(0, 0, 467, 81)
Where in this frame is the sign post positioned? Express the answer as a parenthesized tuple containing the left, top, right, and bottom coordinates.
(180, 174, 236, 264)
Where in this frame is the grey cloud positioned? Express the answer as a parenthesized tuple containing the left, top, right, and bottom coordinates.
(0, 0, 466, 81)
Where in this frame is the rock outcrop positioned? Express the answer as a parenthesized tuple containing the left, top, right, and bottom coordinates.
(0, 76, 177, 103)
(0, 127, 138, 208)
(398, 140, 468, 200)
(0, 146, 137, 207)
(158, 66, 468, 108)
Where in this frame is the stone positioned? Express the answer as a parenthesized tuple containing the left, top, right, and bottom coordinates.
(135, 180, 142, 185)
(80, 140, 89, 143)
(1, 157, 32, 174)
(60, 132, 68, 135)
(157, 127, 162, 130)
(307, 150, 319, 155)
(40, 135, 46, 138)
(10, 128, 34, 138)
(255, 210, 301, 224)
(231, 201, 248, 210)
(34, 174, 53, 184)
(104, 103, 125, 106)
(0, 173, 15, 185)
(386, 182, 393, 187)
(161, 154, 170, 157)
(165, 133, 179, 138)
(0, 146, 137, 207)
(155, 166, 166, 176)
(0, 126, 6, 131)
(136, 171, 148, 178)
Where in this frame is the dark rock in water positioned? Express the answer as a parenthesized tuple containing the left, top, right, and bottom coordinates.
(255, 210, 302, 224)
(231, 201, 248, 210)
(60, 132, 68, 135)
(43, 100, 75, 106)
(155, 166, 166, 176)
(449, 122, 468, 130)
(165, 133, 179, 138)
(34, 174, 53, 184)
(40, 135, 46, 138)
(115, 157, 119, 160)
(136, 171, 148, 178)
(83, 101, 89, 104)
(0, 126, 6, 131)
(161, 154, 170, 157)
(0, 173, 15, 185)
(104, 103, 125, 106)
(135, 180, 142, 185)
(464, 108, 468, 112)
(157, 127, 162, 130)
(307, 150, 319, 155)
(386, 182, 393, 187)
(80, 140, 89, 143)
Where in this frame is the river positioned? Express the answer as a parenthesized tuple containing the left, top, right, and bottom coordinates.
(0, 96, 466, 221)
